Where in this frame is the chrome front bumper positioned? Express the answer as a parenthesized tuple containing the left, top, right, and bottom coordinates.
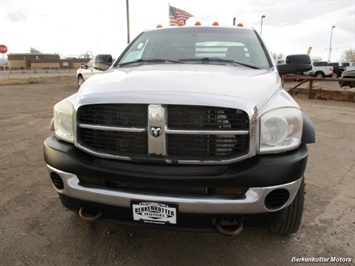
(47, 165, 302, 214)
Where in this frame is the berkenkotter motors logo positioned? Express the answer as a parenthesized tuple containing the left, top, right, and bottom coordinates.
(291, 257, 352, 263)
(132, 202, 177, 225)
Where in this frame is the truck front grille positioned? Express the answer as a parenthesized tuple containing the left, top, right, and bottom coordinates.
(77, 104, 251, 164)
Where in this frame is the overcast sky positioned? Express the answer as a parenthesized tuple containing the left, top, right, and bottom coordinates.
(0, 0, 354, 62)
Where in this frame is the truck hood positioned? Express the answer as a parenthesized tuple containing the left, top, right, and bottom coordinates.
(76, 64, 282, 111)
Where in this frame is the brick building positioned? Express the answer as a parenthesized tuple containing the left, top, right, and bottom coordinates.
(7, 53, 90, 70)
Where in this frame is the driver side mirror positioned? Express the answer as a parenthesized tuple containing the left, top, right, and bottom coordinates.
(93, 62, 110, 71)
(81, 64, 88, 69)
(277, 54, 312, 75)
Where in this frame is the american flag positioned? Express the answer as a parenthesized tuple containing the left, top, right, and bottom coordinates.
(169, 6, 193, 26)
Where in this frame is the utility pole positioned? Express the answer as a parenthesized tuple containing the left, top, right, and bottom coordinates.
(260, 15, 266, 35)
(328, 26, 335, 62)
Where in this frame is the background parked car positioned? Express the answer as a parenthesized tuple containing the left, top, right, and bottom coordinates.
(339, 69, 355, 88)
(328, 62, 346, 78)
(76, 54, 113, 87)
(343, 62, 355, 71)
(304, 61, 333, 78)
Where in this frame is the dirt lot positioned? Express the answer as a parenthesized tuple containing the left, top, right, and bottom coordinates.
(0, 76, 354, 265)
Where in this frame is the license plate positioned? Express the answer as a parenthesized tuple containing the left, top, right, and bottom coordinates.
(131, 201, 177, 225)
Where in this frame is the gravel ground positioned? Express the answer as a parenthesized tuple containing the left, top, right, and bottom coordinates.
(0, 76, 354, 266)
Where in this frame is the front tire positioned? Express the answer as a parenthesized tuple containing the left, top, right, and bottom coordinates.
(270, 178, 304, 235)
(339, 77, 355, 88)
(77, 75, 84, 87)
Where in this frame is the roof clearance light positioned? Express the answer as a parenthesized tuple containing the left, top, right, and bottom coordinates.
(156, 24, 163, 28)
(237, 23, 244, 27)
(195, 21, 201, 26)
(178, 21, 184, 26)
(212, 21, 219, 26)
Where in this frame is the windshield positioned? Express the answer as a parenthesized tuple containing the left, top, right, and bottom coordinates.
(117, 27, 271, 69)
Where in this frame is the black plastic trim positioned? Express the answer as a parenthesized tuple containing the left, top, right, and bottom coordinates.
(302, 112, 316, 143)
(44, 135, 309, 187)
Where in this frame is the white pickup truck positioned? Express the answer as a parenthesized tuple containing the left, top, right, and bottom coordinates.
(304, 61, 334, 78)
(76, 54, 113, 87)
(343, 62, 355, 71)
(44, 25, 315, 236)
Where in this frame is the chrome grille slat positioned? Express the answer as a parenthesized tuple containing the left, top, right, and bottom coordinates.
(79, 124, 145, 133)
(165, 129, 248, 135)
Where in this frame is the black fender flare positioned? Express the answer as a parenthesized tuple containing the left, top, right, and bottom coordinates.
(302, 112, 315, 143)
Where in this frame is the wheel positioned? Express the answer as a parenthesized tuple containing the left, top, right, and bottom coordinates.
(77, 75, 85, 87)
(270, 178, 304, 235)
(314, 72, 324, 78)
(339, 76, 355, 88)
(343, 77, 355, 88)
(339, 81, 346, 87)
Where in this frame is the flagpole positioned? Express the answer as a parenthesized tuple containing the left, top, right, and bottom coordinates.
(126, 0, 130, 44)
(168, 3, 170, 26)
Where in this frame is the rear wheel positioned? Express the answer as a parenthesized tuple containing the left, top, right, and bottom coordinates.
(314, 71, 324, 78)
(270, 178, 304, 235)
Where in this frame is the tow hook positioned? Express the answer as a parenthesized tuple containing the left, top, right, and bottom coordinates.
(79, 205, 103, 221)
(216, 219, 244, 236)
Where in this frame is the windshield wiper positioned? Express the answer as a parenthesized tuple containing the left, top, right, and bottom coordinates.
(180, 58, 260, 69)
(119, 58, 184, 67)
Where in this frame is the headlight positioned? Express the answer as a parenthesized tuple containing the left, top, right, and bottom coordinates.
(259, 108, 303, 153)
(54, 100, 75, 143)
